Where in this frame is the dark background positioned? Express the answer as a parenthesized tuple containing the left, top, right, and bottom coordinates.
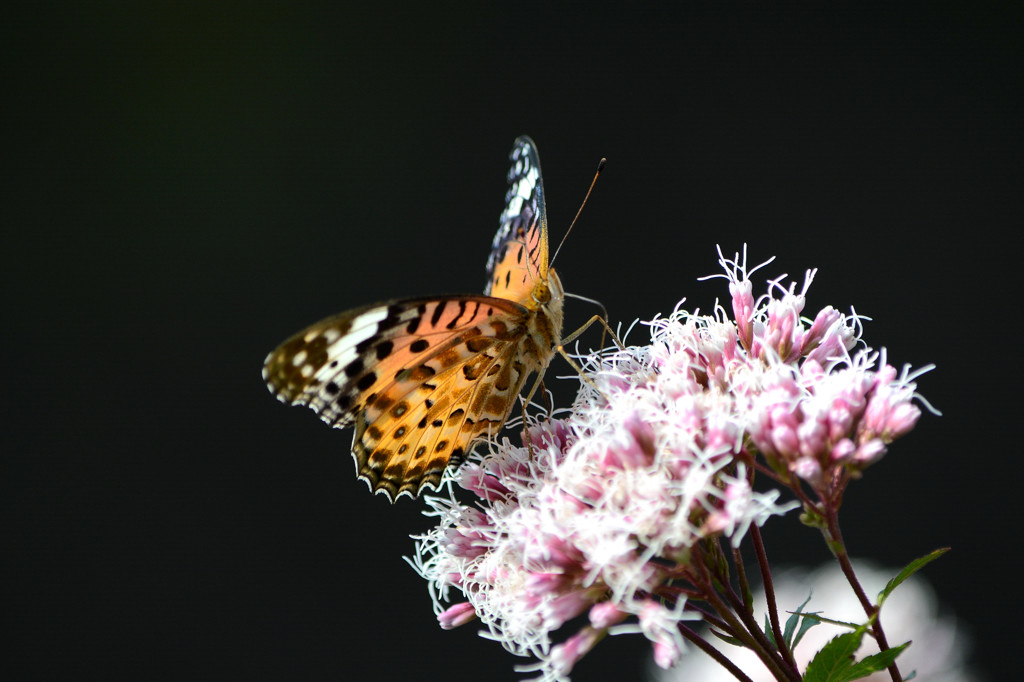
(6, 4, 1018, 680)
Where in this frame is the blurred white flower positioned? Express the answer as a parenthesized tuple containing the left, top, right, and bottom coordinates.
(654, 562, 979, 682)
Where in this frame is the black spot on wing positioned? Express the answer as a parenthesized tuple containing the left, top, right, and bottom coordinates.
(375, 340, 394, 360)
(344, 358, 364, 378)
(356, 372, 377, 392)
(430, 301, 446, 326)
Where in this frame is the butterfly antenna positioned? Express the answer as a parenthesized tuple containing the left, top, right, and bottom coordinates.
(550, 156, 606, 268)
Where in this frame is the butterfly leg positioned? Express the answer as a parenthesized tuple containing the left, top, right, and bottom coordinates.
(561, 313, 624, 351)
(555, 346, 605, 398)
(554, 314, 625, 400)
(540, 378, 553, 418)
(517, 372, 556, 458)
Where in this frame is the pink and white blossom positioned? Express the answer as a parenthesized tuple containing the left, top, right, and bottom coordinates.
(407, 247, 933, 680)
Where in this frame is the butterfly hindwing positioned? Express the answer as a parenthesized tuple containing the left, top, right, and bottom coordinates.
(352, 328, 533, 500)
(263, 295, 533, 499)
(485, 135, 549, 301)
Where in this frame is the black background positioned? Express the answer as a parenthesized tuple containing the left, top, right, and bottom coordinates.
(6, 4, 1018, 680)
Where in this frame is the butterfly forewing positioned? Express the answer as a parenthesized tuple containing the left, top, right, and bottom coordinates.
(485, 136, 549, 301)
(264, 135, 564, 502)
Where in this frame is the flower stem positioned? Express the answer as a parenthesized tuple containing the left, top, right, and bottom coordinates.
(678, 624, 756, 682)
(695, 561, 800, 682)
(751, 525, 798, 671)
(824, 510, 902, 682)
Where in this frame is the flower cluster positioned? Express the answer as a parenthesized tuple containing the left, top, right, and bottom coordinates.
(408, 249, 931, 680)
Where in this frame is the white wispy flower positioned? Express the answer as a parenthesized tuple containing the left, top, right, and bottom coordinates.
(407, 248, 932, 680)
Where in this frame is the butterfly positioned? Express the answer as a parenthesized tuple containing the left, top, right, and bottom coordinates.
(263, 136, 565, 501)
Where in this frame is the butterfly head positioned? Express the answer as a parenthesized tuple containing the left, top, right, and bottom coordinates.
(531, 266, 560, 302)
(529, 266, 565, 342)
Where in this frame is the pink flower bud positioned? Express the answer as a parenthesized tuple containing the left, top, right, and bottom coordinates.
(544, 590, 596, 629)
(771, 424, 799, 458)
(730, 279, 755, 349)
(459, 464, 511, 500)
(884, 402, 921, 439)
(653, 638, 683, 669)
(549, 626, 602, 674)
(525, 571, 571, 594)
(769, 402, 799, 430)
(853, 438, 887, 465)
(444, 526, 489, 559)
(806, 323, 855, 365)
(828, 403, 854, 442)
(792, 456, 823, 487)
(637, 600, 687, 669)
(797, 417, 828, 459)
(438, 601, 476, 629)
(589, 601, 628, 628)
(773, 308, 797, 361)
(830, 438, 856, 463)
(801, 358, 826, 380)
(523, 530, 584, 571)
(801, 306, 842, 355)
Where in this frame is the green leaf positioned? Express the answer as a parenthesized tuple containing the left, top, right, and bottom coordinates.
(792, 611, 820, 648)
(878, 548, 949, 605)
(795, 612, 860, 630)
(842, 642, 911, 680)
(803, 630, 911, 682)
(803, 631, 864, 682)
(782, 594, 812, 647)
(708, 628, 744, 647)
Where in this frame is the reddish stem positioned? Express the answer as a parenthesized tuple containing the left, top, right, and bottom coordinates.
(824, 507, 902, 682)
(751, 525, 798, 671)
(677, 624, 755, 682)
